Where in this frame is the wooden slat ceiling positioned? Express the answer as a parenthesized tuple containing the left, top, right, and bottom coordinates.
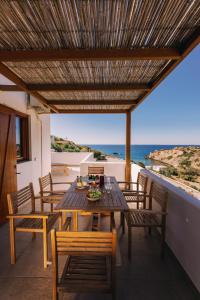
(0, 0, 199, 114)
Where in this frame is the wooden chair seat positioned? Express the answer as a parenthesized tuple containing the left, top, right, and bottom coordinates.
(16, 213, 59, 232)
(58, 256, 111, 293)
(125, 209, 163, 227)
(123, 191, 146, 204)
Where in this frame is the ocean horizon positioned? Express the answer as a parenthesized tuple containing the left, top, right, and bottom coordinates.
(83, 144, 199, 166)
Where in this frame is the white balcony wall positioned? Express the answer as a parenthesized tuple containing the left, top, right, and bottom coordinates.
(0, 75, 51, 194)
(80, 156, 126, 181)
(52, 152, 92, 166)
(131, 165, 200, 293)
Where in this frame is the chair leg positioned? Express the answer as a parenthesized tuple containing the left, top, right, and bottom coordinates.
(58, 213, 62, 231)
(43, 219, 48, 268)
(128, 227, 132, 260)
(120, 212, 125, 234)
(161, 226, 166, 259)
(32, 232, 36, 240)
(52, 287, 58, 300)
(41, 200, 44, 212)
(9, 218, 16, 264)
(58, 290, 64, 300)
(110, 212, 114, 232)
(51, 203, 53, 213)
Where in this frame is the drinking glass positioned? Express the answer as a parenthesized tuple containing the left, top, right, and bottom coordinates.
(107, 177, 111, 184)
(105, 183, 112, 194)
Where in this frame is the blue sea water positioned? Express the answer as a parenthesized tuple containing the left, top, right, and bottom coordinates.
(84, 144, 195, 166)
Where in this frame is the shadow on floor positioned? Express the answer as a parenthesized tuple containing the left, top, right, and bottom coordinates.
(0, 213, 199, 300)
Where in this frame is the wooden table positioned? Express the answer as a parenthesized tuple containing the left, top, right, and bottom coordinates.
(55, 177, 129, 231)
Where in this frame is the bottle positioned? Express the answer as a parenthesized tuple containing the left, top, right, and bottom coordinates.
(77, 176, 80, 183)
(95, 175, 100, 185)
(100, 175, 104, 187)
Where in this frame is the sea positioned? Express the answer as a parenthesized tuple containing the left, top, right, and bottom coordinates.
(84, 144, 195, 166)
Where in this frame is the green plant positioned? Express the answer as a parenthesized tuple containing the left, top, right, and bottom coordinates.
(167, 155, 173, 160)
(137, 162, 145, 168)
(159, 166, 178, 178)
(51, 143, 63, 152)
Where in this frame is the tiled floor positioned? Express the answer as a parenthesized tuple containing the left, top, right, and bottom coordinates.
(0, 211, 199, 300)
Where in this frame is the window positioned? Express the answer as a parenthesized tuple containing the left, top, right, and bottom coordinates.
(16, 116, 29, 162)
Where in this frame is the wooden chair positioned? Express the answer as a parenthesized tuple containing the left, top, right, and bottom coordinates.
(7, 183, 60, 268)
(118, 172, 148, 209)
(88, 166, 104, 175)
(51, 217, 116, 300)
(39, 173, 72, 212)
(124, 182, 168, 260)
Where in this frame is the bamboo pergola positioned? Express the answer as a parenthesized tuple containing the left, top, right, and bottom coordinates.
(0, 0, 199, 180)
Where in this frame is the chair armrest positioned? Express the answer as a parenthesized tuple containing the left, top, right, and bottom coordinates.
(35, 195, 62, 200)
(52, 182, 73, 185)
(122, 190, 146, 194)
(128, 209, 167, 215)
(123, 192, 149, 197)
(118, 181, 137, 185)
(62, 217, 72, 231)
(7, 214, 49, 219)
(111, 214, 116, 233)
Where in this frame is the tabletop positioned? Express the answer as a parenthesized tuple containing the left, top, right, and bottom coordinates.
(55, 176, 129, 213)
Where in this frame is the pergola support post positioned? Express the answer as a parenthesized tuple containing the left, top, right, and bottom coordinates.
(125, 111, 131, 182)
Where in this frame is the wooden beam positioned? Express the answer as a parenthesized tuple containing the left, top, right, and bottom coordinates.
(0, 85, 21, 91)
(125, 111, 131, 182)
(47, 100, 136, 105)
(0, 62, 58, 113)
(129, 28, 200, 112)
(0, 48, 180, 61)
(58, 109, 127, 114)
(28, 83, 149, 92)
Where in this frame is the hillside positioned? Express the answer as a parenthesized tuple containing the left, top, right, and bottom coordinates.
(148, 146, 200, 192)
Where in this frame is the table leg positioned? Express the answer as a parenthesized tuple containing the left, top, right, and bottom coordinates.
(62, 211, 67, 226)
(110, 212, 114, 231)
(73, 211, 78, 231)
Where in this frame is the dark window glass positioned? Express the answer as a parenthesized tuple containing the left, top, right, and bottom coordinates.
(16, 116, 29, 161)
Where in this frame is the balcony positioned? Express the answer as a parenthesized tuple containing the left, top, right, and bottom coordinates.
(1, 156, 199, 299)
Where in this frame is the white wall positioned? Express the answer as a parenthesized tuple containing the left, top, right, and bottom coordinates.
(0, 75, 51, 194)
(52, 152, 92, 166)
(132, 165, 200, 292)
(80, 157, 126, 181)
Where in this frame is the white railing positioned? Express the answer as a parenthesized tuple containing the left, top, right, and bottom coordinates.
(136, 166, 200, 293)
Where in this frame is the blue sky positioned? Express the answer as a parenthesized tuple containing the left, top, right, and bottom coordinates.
(51, 45, 200, 145)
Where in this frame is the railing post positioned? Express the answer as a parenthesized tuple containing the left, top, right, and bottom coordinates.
(125, 110, 131, 182)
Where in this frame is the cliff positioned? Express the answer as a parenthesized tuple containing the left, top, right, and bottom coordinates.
(148, 146, 200, 171)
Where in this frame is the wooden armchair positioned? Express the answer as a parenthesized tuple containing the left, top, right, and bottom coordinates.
(39, 172, 72, 212)
(118, 172, 148, 209)
(124, 182, 168, 260)
(7, 183, 60, 268)
(51, 217, 116, 300)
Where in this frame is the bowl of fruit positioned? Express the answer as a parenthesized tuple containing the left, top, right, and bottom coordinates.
(87, 189, 102, 201)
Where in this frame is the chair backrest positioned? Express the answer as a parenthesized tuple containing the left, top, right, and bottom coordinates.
(51, 229, 116, 257)
(88, 166, 104, 175)
(39, 173, 53, 195)
(149, 182, 168, 212)
(137, 172, 148, 192)
(7, 183, 35, 215)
